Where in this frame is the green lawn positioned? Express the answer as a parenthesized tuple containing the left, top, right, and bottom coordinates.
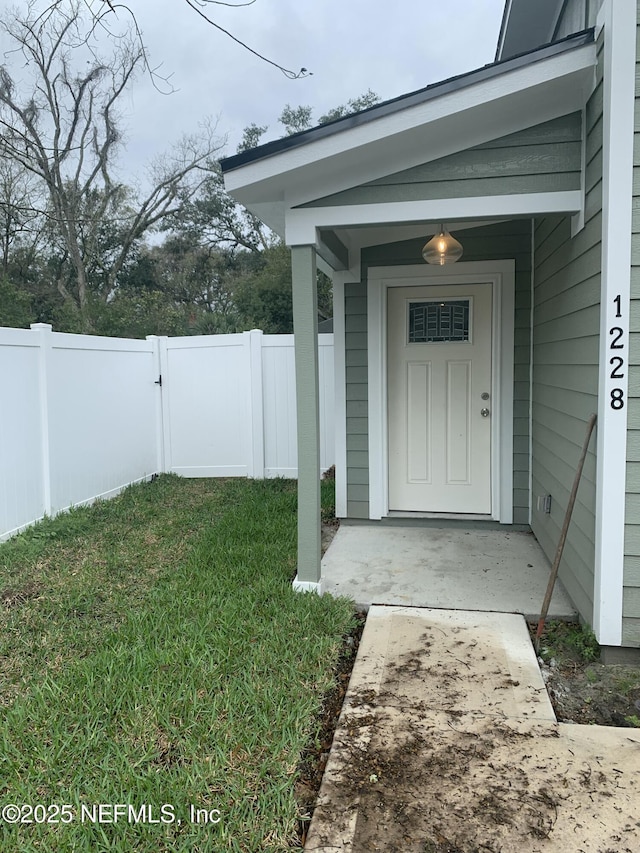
(0, 476, 354, 852)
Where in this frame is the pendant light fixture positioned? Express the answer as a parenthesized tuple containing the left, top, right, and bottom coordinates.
(422, 224, 463, 266)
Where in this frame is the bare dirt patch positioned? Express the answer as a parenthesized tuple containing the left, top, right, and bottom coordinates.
(532, 621, 640, 728)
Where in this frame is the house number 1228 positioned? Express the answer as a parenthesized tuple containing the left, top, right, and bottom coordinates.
(610, 294, 625, 410)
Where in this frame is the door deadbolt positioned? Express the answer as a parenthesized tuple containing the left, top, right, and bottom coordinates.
(481, 408, 490, 417)
(481, 392, 490, 400)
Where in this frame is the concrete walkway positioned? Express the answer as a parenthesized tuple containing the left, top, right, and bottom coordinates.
(305, 607, 640, 852)
(322, 524, 575, 618)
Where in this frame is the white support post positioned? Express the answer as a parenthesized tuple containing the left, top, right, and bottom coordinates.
(248, 329, 265, 479)
(593, 0, 636, 646)
(30, 323, 53, 517)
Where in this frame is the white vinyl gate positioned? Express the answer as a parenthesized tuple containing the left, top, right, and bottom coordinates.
(0, 325, 334, 540)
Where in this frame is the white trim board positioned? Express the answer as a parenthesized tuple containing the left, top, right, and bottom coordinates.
(285, 193, 583, 247)
(367, 261, 515, 524)
(593, 0, 635, 647)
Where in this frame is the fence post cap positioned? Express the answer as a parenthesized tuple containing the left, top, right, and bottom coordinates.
(30, 323, 53, 332)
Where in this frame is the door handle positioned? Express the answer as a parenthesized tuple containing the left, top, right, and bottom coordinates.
(480, 408, 490, 417)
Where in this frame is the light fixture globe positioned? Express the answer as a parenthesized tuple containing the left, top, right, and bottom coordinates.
(422, 224, 463, 266)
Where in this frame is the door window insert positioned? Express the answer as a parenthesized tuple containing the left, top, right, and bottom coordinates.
(408, 299, 471, 343)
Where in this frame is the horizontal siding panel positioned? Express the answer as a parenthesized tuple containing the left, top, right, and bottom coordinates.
(531, 499, 595, 582)
(532, 337, 599, 365)
(534, 215, 562, 249)
(345, 314, 367, 333)
(530, 458, 597, 542)
(586, 79, 603, 133)
(345, 350, 368, 367)
(346, 501, 368, 518)
(346, 416, 367, 434)
(626, 461, 640, 493)
(513, 380, 529, 404)
(346, 365, 368, 385)
(622, 587, 640, 618)
(534, 305, 600, 344)
(474, 113, 582, 148)
(534, 217, 602, 289)
(345, 296, 367, 315)
(347, 484, 368, 503)
(532, 515, 594, 621)
(624, 524, 640, 556)
(346, 383, 367, 401)
(534, 364, 598, 395)
(346, 400, 367, 419)
(533, 384, 599, 421)
(346, 433, 368, 452)
(346, 332, 367, 350)
(585, 148, 603, 195)
(627, 298, 640, 332)
(305, 173, 581, 207)
(626, 430, 640, 461)
(585, 114, 603, 163)
(514, 453, 529, 475)
(372, 142, 582, 185)
(624, 555, 640, 586)
(346, 450, 368, 468)
(533, 421, 597, 481)
(345, 282, 366, 299)
(514, 435, 530, 454)
(535, 244, 602, 303)
(533, 276, 600, 325)
(621, 618, 640, 646)
(513, 419, 529, 445)
(584, 181, 603, 223)
(513, 505, 530, 525)
(625, 397, 640, 430)
(346, 466, 369, 485)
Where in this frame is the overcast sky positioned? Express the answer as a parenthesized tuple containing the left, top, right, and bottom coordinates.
(0, 0, 507, 181)
(117, 0, 506, 175)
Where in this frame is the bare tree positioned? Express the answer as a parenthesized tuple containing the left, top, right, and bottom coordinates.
(0, 154, 45, 274)
(0, 1, 224, 331)
(41, 0, 311, 82)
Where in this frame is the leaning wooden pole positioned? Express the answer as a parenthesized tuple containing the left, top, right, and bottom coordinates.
(534, 413, 597, 653)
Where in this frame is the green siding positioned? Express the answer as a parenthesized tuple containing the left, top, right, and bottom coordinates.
(343, 220, 532, 522)
(300, 114, 582, 209)
(624, 1, 640, 644)
(344, 281, 369, 517)
(530, 37, 603, 629)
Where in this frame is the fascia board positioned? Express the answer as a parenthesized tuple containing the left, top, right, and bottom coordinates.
(224, 44, 595, 210)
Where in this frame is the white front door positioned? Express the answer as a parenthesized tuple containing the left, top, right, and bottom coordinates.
(387, 283, 492, 514)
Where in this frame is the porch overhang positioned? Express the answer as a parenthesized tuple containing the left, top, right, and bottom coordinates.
(285, 192, 583, 254)
(221, 31, 596, 259)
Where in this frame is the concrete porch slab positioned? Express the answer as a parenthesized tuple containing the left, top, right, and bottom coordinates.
(321, 524, 575, 618)
(305, 606, 640, 852)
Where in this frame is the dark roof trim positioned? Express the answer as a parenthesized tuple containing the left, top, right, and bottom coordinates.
(495, 0, 512, 61)
(221, 28, 594, 174)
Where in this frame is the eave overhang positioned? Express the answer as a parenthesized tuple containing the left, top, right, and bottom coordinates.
(221, 30, 596, 245)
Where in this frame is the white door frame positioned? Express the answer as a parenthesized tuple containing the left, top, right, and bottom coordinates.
(367, 260, 515, 523)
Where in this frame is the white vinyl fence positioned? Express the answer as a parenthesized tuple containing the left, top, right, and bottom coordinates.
(0, 324, 334, 540)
